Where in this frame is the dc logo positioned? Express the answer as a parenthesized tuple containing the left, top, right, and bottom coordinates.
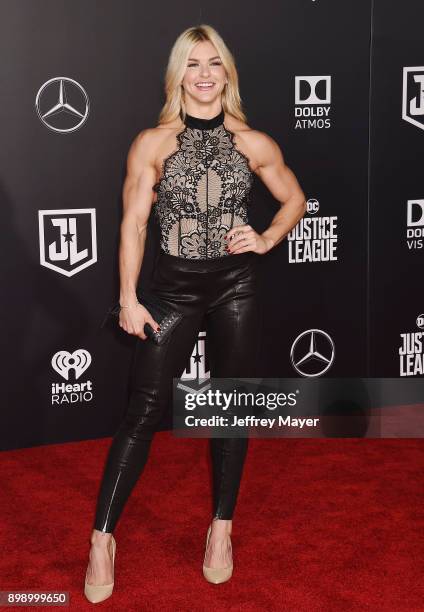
(295, 76, 331, 105)
(416, 315, 424, 329)
(307, 198, 320, 214)
(402, 67, 424, 130)
(38, 208, 97, 276)
(51, 349, 92, 380)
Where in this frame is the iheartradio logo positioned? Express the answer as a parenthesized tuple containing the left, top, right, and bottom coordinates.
(51, 349, 91, 380)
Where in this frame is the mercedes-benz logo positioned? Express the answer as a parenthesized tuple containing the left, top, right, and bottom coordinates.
(35, 77, 90, 133)
(290, 329, 335, 377)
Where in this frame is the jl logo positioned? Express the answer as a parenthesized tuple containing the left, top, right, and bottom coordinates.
(402, 66, 424, 130)
(39, 208, 97, 276)
(177, 330, 211, 394)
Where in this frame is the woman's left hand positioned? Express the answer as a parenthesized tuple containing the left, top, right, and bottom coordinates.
(225, 225, 273, 255)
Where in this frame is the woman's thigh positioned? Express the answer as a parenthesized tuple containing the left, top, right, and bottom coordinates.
(204, 260, 261, 379)
(127, 310, 205, 420)
(127, 253, 208, 417)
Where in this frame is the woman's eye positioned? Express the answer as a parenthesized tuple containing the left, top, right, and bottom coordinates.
(187, 62, 222, 68)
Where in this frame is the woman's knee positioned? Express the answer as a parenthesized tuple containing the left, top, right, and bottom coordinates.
(119, 388, 169, 439)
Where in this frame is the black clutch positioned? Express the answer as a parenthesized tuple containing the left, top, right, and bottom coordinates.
(101, 290, 183, 345)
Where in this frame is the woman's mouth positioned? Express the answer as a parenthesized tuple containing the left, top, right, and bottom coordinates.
(195, 82, 215, 91)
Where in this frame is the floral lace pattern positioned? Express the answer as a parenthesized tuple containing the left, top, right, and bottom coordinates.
(152, 123, 255, 259)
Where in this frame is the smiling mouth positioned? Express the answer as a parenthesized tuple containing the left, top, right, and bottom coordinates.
(195, 83, 215, 89)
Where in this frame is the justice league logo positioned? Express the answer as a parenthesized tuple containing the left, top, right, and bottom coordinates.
(38, 208, 97, 276)
(402, 67, 424, 131)
(177, 331, 211, 394)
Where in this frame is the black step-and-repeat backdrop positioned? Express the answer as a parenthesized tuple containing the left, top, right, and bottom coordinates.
(1, 1, 422, 450)
(369, 2, 424, 376)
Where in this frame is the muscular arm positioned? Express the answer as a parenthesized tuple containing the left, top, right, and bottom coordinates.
(119, 130, 157, 306)
(254, 132, 307, 251)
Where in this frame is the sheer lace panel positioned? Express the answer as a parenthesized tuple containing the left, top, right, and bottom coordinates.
(152, 110, 255, 260)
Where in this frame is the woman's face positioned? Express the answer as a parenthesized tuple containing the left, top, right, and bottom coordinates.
(181, 40, 227, 106)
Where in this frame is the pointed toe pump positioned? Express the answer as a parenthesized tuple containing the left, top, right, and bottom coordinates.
(84, 534, 116, 604)
(202, 524, 233, 584)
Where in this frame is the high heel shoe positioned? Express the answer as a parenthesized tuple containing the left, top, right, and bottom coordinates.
(202, 524, 233, 584)
(84, 534, 116, 603)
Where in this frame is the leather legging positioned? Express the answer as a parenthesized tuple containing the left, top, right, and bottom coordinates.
(93, 249, 261, 533)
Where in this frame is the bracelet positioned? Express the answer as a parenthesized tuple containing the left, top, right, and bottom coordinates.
(119, 301, 141, 309)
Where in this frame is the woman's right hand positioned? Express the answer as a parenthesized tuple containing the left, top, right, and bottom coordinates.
(118, 303, 160, 340)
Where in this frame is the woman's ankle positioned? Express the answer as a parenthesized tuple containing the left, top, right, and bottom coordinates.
(211, 517, 232, 536)
(90, 529, 113, 546)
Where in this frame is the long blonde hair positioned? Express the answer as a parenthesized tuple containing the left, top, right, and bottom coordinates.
(157, 24, 248, 126)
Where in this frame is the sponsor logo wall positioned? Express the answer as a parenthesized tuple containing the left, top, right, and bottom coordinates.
(369, 3, 424, 376)
(1, 1, 421, 450)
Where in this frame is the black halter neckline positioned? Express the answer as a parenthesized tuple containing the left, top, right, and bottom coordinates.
(182, 108, 225, 130)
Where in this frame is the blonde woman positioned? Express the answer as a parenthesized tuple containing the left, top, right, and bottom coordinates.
(84, 24, 306, 602)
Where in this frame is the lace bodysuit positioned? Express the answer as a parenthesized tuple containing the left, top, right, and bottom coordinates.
(152, 108, 255, 259)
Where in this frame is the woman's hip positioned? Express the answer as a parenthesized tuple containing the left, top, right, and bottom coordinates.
(150, 251, 258, 311)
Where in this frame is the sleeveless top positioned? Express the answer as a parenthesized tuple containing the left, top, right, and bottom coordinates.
(152, 108, 255, 259)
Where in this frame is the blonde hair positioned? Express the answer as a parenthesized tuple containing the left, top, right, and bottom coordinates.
(157, 24, 247, 126)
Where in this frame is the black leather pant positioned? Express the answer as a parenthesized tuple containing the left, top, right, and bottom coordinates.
(93, 249, 261, 533)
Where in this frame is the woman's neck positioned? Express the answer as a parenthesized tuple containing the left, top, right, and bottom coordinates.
(182, 107, 225, 130)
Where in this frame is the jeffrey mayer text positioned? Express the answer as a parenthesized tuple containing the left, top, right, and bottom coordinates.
(185, 415, 320, 428)
(231, 415, 320, 428)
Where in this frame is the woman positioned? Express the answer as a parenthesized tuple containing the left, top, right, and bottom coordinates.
(84, 24, 306, 603)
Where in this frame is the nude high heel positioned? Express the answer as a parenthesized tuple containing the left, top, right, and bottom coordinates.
(84, 534, 116, 603)
(202, 524, 233, 584)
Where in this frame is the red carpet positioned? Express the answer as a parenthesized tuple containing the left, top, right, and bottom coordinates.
(1, 435, 423, 611)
